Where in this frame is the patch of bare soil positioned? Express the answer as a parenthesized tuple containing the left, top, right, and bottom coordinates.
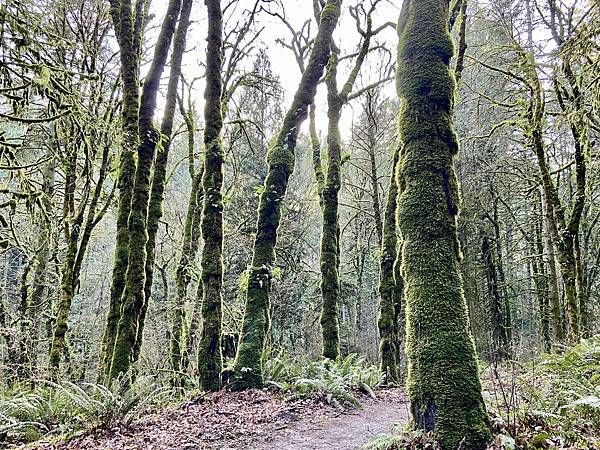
(22, 388, 408, 450)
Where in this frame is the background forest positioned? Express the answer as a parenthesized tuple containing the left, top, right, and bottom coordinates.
(0, 0, 599, 448)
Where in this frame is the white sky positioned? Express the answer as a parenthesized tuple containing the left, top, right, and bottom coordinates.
(151, 0, 401, 138)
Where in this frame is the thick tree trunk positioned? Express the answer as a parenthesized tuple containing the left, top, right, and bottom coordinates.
(197, 0, 225, 392)
(232, 0, 341, 389)
(395, 0, 490, 447)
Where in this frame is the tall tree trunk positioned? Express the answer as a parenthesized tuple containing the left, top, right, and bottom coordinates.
(543, 191, 564, 341)
(170, 96, 203, 378)
(365, 92, 384, 246)
(320, 53, 343, 361)
(108, 0, 182, 381)
(99, 0, 144, 382)
(521, 46, 584, 344)
(137, 0, 193, 368)
(378, 144, 401, 384)
(395, 0, 490, 447)
(49, 139, 83, 377)
(320, 5, 378, 360)
(232, 0, 341, 389)
(491, 200, 512, 350)
(197, 0, 225, 392)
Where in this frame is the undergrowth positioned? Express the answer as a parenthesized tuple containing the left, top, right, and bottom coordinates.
(0, 376, 171, 446)
(264, 353, 382, 407)
(364, 335, 600, 449)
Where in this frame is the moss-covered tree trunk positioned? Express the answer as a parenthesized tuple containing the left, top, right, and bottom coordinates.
(170, 169, 203, 378)
(366, 116, 384, 247)
(527, 67, 582, 344)
(395, 0, 490, 447)
(543, 195, 564, 342)
(378, 144, 401, 384)
(108, 0, 182, 381)
(136, 0, 193, 367)
(320, 7, 379, 361)
(49, 141, 83, 377)
(320, 53, 343, 361)
(99, 0, 144, 382)
(197, 0, 225, 392)
(232, 0, 341, 389)
(171, 97, 203, 378)
(491, 201, 512, 349)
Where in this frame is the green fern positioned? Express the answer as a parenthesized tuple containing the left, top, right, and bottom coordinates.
(0, 376, 171, 445)
(264, 352, 382, 406)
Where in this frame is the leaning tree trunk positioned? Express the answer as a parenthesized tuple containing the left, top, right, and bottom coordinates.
(395, 0, 490, 448)
(108, 0, 182, 381)
(232, 0, 341, 390)
(197, 0, 225, 392)
(378, 144, 401, 384)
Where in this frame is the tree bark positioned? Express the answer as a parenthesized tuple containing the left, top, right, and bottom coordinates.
(395, 0, 490, 447)
(108, 0, 182, 381)
(137, 0, 194, 369)
(99, 0, 144, 382)
(232, 0, 341, 389)
(197, 0, 225, 392)
(378, 144, 401, 384)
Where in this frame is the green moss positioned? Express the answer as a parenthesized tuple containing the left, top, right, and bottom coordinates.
(197, 0, 225, 392)
(378, 144, 401, 384)
(232, 0, 341, 389)
(320, 54, 342, 362)
(395, 0, 490, 448)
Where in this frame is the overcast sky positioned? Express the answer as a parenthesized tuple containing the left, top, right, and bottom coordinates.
(151, 0, 401, 138)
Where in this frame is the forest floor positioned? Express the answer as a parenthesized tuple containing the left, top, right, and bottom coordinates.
(23, 388, 408, 450)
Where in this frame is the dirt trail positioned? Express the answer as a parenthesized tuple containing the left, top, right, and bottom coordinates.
(250, 391, 409, 450)
(24, 389, 408, 450)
